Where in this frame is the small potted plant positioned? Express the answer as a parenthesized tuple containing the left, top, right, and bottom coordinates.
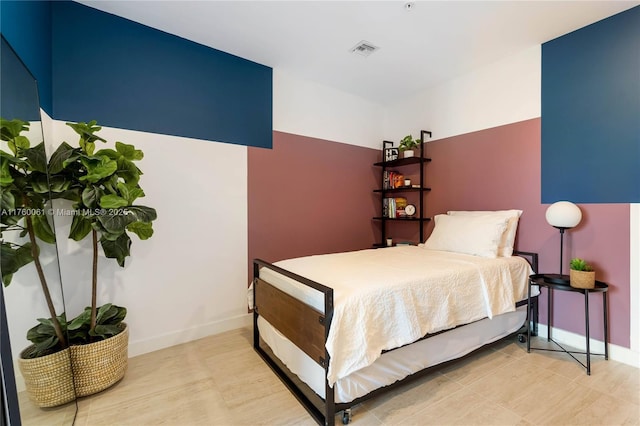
(569, 258, 595, 289)
(398, 135, 420, 158)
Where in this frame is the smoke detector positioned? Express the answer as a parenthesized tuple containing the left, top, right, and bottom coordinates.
(349, 41, 379, 57)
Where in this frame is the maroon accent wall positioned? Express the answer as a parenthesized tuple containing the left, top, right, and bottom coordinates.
(424, 118, 630, 347)
(248, 131, 380, 275)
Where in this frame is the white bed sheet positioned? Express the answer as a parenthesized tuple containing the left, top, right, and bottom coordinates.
(256, 247, 534, 385)
(258, 306, 529, 403)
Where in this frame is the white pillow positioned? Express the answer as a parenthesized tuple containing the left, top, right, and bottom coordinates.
(423, 214, 510, 258)
(447, 210, 522, 257)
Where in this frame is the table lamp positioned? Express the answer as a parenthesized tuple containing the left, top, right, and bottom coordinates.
(544, 201, 582, 284)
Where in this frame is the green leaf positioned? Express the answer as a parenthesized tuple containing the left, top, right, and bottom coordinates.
(29, 172, 51, 194)
(100, 233, 131, 267)
(127, 187, 145, 204)
(127, 205, 157, 223)
(116, 158, 141, 185)
(99, 194, 128, 209)
(31, 213, 56, 244)
(0, 191, 15, 211)
(22, 142, 47, 173)
(1, 242, 35, 286)
(13, 135, 30, 151)
(79, 156, 118, 183)
(1, 118, 29, 141)
(97, 210, 136, 234)
(69, 214, 93, 241)
(48, 142, 77, 174)
(0, 156, 14, 185)
(68, 308, 91, 330)
(127, 221, 154, 240)
(115, 142, 143, 161)
(47, 175, 72, 193)
(81, 186, 103, 208)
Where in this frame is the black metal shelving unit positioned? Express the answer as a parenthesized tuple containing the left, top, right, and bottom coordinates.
(373, 130, 432, 247)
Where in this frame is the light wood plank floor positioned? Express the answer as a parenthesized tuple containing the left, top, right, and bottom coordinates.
(18, 327, 640, 425)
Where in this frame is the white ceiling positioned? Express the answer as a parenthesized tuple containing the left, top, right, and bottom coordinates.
(80, 0, 638, 105)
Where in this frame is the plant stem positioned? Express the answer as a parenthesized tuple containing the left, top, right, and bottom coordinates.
(90, 228, 98, 335)
(25, 215, 67, 348)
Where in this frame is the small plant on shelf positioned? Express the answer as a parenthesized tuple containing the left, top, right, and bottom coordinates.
(399, 135, 419, 151)
(398, 135, 420, 158)
(569, 258, 596, 289)
(570, 258, 593, 272)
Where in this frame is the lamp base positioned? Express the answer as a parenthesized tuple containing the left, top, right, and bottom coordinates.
(543, 274, 571, 285)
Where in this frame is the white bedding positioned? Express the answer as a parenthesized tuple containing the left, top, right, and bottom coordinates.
(256, 247, 533, 386)
(258, 306, 529, 403)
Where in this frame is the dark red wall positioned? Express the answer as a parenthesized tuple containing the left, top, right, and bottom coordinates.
(248, 131, 380, 271)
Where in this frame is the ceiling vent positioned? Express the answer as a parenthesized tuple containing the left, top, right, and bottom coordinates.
(349, 41, 379, 57)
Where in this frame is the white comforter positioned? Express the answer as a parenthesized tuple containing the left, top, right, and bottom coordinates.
(262, 246, 532, 386)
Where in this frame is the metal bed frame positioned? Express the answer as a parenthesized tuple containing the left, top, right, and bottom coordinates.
(252, 251, 539, 426)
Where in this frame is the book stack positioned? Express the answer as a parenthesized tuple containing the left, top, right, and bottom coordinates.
(383, 197, 407, 218)
(383, 171, 405, 189)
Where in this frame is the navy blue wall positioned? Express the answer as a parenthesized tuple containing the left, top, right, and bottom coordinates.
(0, 0, 52, 114)
(52, 1, 272, 148)
(1, 36, 41, 122)
(541, 6, 640, 203)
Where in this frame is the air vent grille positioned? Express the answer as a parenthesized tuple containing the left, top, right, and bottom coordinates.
(349, 41, 379, 57)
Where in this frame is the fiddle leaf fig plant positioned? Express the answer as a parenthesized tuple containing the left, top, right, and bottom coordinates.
(0, 118, 67, 356)
(53, 120, 157, 335)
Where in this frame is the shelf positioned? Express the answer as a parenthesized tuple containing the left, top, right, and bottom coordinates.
(374, 156, 431, 167)
(373, 217, 431, 221)
(374, 187, 431, 193)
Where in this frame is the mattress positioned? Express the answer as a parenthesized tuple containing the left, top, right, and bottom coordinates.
(258, 305, 529, 403)
(255, 247, 534, 385)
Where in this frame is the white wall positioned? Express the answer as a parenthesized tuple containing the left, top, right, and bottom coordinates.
(383, 45, 541, 142)
(273, 69, 385, 149)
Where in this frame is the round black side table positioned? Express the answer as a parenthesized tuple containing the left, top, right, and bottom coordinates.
(527, 273, 609, 375)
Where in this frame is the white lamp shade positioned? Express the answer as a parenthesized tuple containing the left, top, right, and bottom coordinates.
(545, 201, 582, 228)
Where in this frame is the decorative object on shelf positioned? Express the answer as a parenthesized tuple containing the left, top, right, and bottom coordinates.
(544, 201, 582, 284)
(399, 134, 420, 158)
(404, 178, 411, 187)
(569, 258, 596, 289)
(386, 238, 393, 247)
(384, 147, 399, 162)
(404, 204, 416, 217)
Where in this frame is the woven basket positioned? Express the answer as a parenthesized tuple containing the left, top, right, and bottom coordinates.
(570, 269, 596, 289)
(18, 347, 76, 408)
(69, 323, 129, 397)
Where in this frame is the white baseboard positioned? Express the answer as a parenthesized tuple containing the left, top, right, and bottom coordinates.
(13, 314, 253, 393)
(536, 324, 640, 368)
(128, 313, 253, 358)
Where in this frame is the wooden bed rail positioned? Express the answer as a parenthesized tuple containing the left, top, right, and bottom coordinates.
(252, 259, 336, 425)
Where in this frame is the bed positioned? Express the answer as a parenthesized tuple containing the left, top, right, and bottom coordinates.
(251, 211, 540, 425)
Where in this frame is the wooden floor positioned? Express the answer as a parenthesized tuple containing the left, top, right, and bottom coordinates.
(18, 327, 640, 425)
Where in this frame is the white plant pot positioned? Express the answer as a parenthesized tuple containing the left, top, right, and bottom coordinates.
(403, 150, 414, 158)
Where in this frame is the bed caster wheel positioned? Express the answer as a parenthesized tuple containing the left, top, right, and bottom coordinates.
(342, 409, 352, 425)
(517, 333, 527, 343)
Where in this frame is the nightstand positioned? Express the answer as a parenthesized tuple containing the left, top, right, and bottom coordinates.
(527, 274, 609, 375)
